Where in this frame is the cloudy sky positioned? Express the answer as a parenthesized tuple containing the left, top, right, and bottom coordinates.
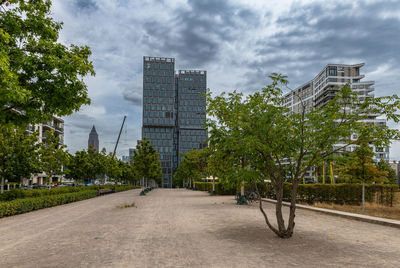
(51, 0, 400, 159)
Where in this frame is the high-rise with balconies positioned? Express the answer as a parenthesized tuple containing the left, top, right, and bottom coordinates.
(283, 63, 388, 180)
(142, 56, 207, 188)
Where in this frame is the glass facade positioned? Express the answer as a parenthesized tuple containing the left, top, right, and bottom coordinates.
(142, 57, 175, 188)
(176, 70, 207, 163)
(142, 57, 207, 188)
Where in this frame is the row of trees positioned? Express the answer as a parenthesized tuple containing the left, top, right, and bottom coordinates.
(174, 74, 400, 239)
(0, 123, 162, 192)
(1, 0, 95, 191)
(0, 1, 163, 192)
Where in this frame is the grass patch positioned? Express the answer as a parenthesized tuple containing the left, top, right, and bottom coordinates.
(115, 202, 136, 209)
(302, 200, 400, 221)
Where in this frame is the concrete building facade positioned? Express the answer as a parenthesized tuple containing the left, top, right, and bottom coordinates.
(142, 56, 207, 188)
(24, 116, 65, 185)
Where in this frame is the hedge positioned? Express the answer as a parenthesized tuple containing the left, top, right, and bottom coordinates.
(262, 183, 398, 206)
(193, 182, 236, 195)
(0, 185, 139, 218)
(0, 190, 98, 218)
(0, 185, 139, 202)
(193, 182, 398, 206)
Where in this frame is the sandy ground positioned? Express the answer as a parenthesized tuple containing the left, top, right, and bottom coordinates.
(0, 189, 399, 268)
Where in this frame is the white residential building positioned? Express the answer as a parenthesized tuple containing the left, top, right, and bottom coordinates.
(283, 63, 389, 181)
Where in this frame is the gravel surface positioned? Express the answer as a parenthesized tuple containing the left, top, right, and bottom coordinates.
(1, 189, 399, 268)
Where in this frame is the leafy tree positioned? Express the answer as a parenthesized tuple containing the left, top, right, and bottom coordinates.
(207, 74, 400, 238)
(65, 150, 89, 183)
(377, 159, 398, 185)
(337, 134, 388, 184)
(174, 148, 210, 188)
(8, 126, 41, 184)
(132, 138, 162, 187)
(0, 124, 40, 192)
(0, 0, 95, 125)
(39, 130, 69, 184)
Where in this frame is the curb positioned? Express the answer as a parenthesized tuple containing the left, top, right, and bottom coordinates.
(261, 198, 400, 229)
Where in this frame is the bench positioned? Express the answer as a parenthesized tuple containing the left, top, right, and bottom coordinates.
(97, 188, 116, 196)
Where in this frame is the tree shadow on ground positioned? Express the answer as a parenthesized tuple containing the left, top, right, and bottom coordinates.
(212, 223, 374, 266)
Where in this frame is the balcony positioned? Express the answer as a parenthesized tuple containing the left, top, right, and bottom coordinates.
(54, 125, 64, 133)
(43, 121, 54, 129)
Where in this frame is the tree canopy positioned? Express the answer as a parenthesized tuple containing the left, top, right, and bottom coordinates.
(0, 0, 95, 125)
(206, 74, 400, 238)
(132, 138, 162, 186)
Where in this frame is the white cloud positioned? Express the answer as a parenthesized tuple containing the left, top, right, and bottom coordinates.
(50, 0, 400, 159)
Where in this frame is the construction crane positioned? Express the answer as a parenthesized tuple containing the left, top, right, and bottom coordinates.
(113, 115, 126, 158)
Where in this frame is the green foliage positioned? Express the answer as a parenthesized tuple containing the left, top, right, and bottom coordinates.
(263, 183, 397, 206)
(0, 124, 40, 193)
(193, 182, 236, 195)
(0, 190, 98, 218)
(206, 74, 400, 238)
(337, 132, 388, 183)
(0, 185, 137, 202)
(377, 160, 398, 185)
(132, 138, 162, 184)
(0, 0, 95, 125)
(0, 185, 138, 217)
(39, 130, 69, 183)
(173, 149, 209, 187)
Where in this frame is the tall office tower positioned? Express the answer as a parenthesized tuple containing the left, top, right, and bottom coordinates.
(176, 70, 207, 164)
(283, 63, 388, 180)
(142, 57, 207, 188)
(88, 125, 99, 152)
(142, 57, 176, 188)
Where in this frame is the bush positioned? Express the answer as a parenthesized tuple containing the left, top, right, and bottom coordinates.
(194, 181, 397, 206)
(0, 185, 140, 218)
(0, 185, 139, 202)
(193, 182, 236, 195)
(0, 190, 98, 218)
(263, 183, 398, 206)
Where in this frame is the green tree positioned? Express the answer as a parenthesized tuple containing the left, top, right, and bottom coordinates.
(0, 0, 95, 125)
(8, 126, 41, 184)
(338, 133, 388, 184)
(39, 130, 69, 184)
(132, 138, 162, 187)
(0, 124, 40, 192)
(65, 150, 89, 183)
(207, 74, 400, 238)
(377, 159, 397, 185)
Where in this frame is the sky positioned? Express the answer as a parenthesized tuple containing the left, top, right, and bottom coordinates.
(51, 0, 400, 159)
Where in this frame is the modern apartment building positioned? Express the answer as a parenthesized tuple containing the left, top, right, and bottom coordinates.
(142, 56, 207, 188)
(25, 116, 65, 185)
(283, 63, 388, 180)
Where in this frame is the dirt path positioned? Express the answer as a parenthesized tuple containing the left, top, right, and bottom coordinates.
(1, 189, 399, 267)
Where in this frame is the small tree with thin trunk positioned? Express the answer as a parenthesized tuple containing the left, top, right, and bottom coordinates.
(39, 130, 68, 184)
(132, 138, 162, 187)
(207, 74, 400, 238)
(0, 124, 40, 192)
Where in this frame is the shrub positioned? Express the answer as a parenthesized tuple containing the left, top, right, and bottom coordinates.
(0, 185, 139, 202)
(263, 183, 398, 206)
(0, 190, 98, 218)
(193, 182, 236, 195)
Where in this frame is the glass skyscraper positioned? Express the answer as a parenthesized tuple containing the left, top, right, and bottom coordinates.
(142, 57, 207, 188)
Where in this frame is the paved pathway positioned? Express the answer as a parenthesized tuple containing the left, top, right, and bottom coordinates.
(0, 189, 399, 267)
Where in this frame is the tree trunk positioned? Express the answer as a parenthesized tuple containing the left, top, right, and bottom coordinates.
(362, 181, 365, 214)
(274, 180, 286, 234)
(1, 175, 4, 194)
(212, 177, 215, 192)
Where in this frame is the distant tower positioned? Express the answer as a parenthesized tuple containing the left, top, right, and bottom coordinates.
(88, 125, 99, 152)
